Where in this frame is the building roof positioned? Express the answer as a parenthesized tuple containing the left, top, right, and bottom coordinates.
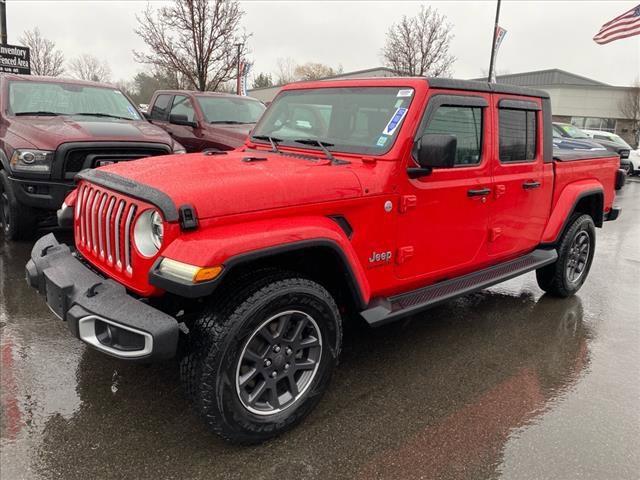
(471, 68, 611, 87)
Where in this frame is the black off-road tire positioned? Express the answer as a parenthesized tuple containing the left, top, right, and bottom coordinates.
(536, 214, 596, 298)
(0, 169, 38, 241)
(180, 273, 342, 444)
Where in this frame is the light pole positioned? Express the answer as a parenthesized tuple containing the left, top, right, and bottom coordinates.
(235, 43, 242, 95)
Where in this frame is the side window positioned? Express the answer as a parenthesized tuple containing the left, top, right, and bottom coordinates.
(150, 94, 172, 121)
(170, 95, 196, 122)
(424, 106, 483, 165)
(499, 109, 537, 162)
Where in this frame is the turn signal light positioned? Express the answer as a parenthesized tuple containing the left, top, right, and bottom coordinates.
(158, 258, 223, 283)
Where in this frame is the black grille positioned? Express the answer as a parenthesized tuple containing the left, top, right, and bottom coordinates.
(63, 146, 170, 177)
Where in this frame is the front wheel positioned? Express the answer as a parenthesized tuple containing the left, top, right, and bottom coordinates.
(180, 274, 342, 444)
(0, 169, 38, 240)
(536, 214, 596, 297)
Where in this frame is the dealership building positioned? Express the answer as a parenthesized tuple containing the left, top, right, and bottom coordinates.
(249, 67, 638, 147)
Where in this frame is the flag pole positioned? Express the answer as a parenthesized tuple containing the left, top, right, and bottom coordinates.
(488, 0, 502, 83)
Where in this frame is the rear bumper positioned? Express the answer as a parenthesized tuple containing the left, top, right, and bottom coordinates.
(25, 233, 178, 362)
(605, 206, 621, 222)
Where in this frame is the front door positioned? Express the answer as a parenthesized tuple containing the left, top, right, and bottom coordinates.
(488, 97, 553, 259)
(395, 93, 492, 283)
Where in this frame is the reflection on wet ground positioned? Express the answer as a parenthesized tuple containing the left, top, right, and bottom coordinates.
(1, 183, 639, 480)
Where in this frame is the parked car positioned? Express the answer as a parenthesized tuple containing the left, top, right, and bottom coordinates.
(581, 129, 637, 174)
(553, 122, 631, 173)
(628, 149, 640, 176)
(552, 124, 607, 152)
(0, 74, 185, 240)
(26, 77, 623, 444)
(146, 90, 266, 152)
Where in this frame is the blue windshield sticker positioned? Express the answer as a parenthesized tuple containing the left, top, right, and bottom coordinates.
(127, 105, 139, 118)
(376, 136, 388, 147)
(383, 107, 408, 136)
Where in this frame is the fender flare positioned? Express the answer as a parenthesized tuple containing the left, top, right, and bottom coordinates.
(541, 181, 604, 245)
(150, 216, 370, 307)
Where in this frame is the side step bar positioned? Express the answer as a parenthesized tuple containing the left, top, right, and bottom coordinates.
(361, 249, 557, 327)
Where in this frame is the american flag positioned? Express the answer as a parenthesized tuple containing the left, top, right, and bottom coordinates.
(593, 4, 640, 44)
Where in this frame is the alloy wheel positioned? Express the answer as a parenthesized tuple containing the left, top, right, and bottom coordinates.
(566, 230, 590, 283)
(235, 310, 322, 416)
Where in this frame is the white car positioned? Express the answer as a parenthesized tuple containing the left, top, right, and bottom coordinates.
(581, 129, 637, 174)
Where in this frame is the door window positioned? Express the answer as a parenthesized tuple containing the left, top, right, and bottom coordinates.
(150, 94, 172, 121)
(170, 95, 196, 122)
(499, 109, 537, 162)
(423, 106, 483, 166)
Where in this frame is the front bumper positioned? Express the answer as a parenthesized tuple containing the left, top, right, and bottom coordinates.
(25, 233, 178, 361)
(8, 175, 75, 211)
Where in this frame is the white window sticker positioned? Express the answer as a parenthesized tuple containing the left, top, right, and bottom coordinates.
(382, 107, 408, 136)
(397, 89, 413, 97)
(376, 135, 388, 147)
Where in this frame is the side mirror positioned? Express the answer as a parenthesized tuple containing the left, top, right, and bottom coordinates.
(169, 113, 198, 128)
(408, 133, 457, 178)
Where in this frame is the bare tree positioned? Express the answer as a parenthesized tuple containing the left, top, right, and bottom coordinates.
(619, 78, 640, 148)
(275, 58, 343, 84)
(294, 62, 342, 81)
(381, 6, 455, 77)
(69, 54, 112, 82)
(134, 0, 249, 92)
(18, 27, 65, 76)
(275, 57, 298, 85)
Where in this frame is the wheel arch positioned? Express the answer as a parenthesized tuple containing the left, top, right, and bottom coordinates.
(542, 185, 604, 246)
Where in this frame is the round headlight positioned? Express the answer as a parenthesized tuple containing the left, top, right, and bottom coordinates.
(134, 209, 164, 257)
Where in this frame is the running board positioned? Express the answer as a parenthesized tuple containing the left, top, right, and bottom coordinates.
(361, 249, 557, 327)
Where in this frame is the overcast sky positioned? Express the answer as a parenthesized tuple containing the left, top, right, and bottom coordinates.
(7, 0, 640, 86)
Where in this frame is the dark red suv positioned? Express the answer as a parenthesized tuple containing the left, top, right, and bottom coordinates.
(147, 90, 265, 152)
(0, 74, 185, 240)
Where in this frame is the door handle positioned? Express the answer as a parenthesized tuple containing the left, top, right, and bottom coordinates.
(467, 187, 491, 197)
(522, 181, 541, 190)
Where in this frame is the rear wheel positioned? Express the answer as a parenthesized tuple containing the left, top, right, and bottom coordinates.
(180, 274, 342, 444)
(536, 214, 595, 297)
(0, 170, 38, 240)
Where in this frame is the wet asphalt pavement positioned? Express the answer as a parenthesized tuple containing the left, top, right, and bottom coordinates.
(1, 181, 639, 480)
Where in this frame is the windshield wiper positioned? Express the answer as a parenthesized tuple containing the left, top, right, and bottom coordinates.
(294, 138, 338, 164)
(73, 112, 133, 121)
(210, 120, 251, 124)
(15, 111, 60, 116)
(252, 135, 282, 153)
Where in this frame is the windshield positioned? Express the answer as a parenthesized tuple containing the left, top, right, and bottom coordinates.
(557, 124, 590, 139)
(8, 81, 141, 120)
(196, 96, 265, 124)
(608, 133, 632, 149)
(251, 87, 415, 155)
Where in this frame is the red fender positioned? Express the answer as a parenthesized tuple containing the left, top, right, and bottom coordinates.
(161, 215, 371, 304)
(541, 180, 603, 244)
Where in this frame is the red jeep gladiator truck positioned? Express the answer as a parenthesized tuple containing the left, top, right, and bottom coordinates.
(25, 77, 623, 443)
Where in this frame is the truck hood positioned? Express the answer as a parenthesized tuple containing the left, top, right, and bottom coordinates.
(97, 150, 363, 219)
(8, 116, 172, 150)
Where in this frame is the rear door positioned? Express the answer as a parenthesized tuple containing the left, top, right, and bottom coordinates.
(488, 96, 552, 259)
